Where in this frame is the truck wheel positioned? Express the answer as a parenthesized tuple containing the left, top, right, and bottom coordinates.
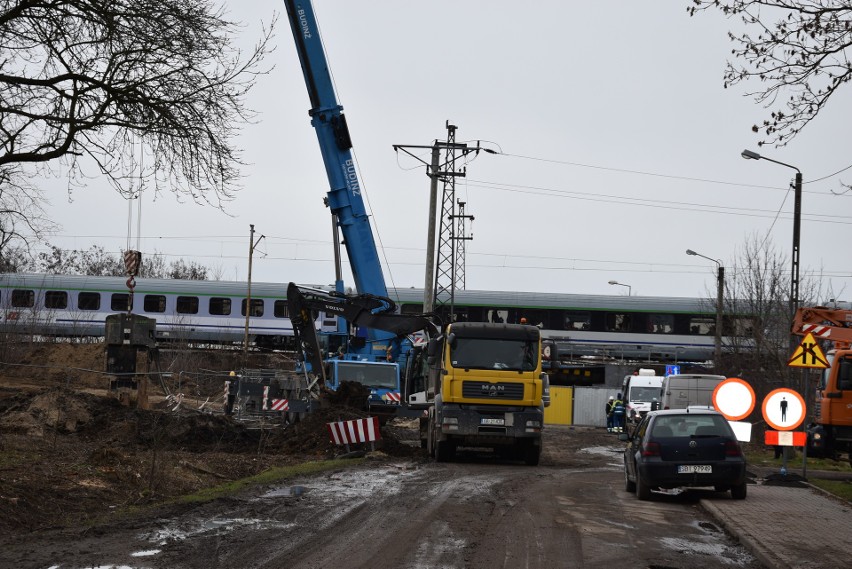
(524, 443, 541, 466)
(731, 482, 747, 500)
(419, 417, 428, 449)
(636, 469, 651, 501)
(435, 439, 455, 462)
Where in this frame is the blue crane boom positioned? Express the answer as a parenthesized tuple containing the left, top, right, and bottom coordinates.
(283, 1, 386, 300)
(283, 0, 397, 359)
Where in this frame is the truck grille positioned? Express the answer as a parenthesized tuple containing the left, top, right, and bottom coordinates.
(462, 381, 525, 400)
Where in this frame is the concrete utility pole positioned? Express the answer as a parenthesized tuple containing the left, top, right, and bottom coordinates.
(393, 122, 483, 316)
(243, 224, 265, 363)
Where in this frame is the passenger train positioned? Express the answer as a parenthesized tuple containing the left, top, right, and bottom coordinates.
(0, 273, 338, 350)
(0, 273, 746, 361)
(390, 288, 745, 362)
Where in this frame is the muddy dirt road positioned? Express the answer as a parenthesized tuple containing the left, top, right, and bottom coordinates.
(1, 426, 763, 569)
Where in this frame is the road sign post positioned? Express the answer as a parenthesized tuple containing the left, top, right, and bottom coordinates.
(762, 388, 807, 478)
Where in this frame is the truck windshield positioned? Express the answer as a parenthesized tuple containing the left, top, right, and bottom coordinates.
(337, 362, 397, 389)
(451, 338, 538, 371)
(630, 386, 662, 402)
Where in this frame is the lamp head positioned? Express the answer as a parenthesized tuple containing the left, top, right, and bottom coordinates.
(741, 149, 761, 160)
(608, 280, 618, 285)
(686, 249, 697, 256)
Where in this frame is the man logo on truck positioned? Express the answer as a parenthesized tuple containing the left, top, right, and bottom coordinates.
(481, 384, 505, 396)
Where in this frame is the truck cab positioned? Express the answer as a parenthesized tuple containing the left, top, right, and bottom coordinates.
(425, 322, 549, 465)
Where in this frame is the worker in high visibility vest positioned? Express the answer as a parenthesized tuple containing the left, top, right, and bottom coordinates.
(605, 396, 616, 432)
(612, 393, 626, 433)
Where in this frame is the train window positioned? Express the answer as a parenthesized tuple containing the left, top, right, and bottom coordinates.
(78, 292, 100, 311)
(11, 289, 34, 308)
(111, 293, 132, 311)
(209, 297, 231, 315)
(452, 308, 469, 322)
(487, 309, 507, 323)
(649, 314, 674, 334)
(44, 291, 68, 309)
(176, 296, 199, 314)
(605, 312, 632, 332)
(564, 311, 591, 331)
(242, 298, 264, 317)
(732, 317, 754, 337)
(144, 295, 166, 313)
(689, 317, 715, 335)
(274, 300, 289, 318)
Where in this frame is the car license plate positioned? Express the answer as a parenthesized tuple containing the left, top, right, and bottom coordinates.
(678, 465, 712, 474)
(481, 418, 504, 426)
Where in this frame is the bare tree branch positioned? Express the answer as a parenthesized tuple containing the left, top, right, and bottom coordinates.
(0, 0, 276, 258)
(688, 0, 852, 147)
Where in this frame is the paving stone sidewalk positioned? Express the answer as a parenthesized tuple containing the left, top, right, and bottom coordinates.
(701, 483, 852, 569)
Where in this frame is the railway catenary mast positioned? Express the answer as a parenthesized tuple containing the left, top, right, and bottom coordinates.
(283, 0, 396, 360)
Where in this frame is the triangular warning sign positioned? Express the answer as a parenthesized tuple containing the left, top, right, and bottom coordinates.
(788, 333, 830, 369)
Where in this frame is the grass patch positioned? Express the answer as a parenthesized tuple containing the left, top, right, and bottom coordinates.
(177, 458, 363, 504)
(744, 445, 852, 472)
(810, 479, 852, 503)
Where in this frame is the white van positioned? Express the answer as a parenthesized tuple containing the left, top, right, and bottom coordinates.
(623, 374, 664, 423)
(661, 374, 726, 410)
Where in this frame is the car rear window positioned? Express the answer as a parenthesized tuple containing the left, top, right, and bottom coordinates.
(652, 415, 730, 438)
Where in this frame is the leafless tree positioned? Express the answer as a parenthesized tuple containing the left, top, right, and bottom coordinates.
(718, 234, 826, 396)
(687, 0, 852, 147)
(0, 169, 57, 261)
(13, 244, 210, 278)
(0, 0, 276, 255)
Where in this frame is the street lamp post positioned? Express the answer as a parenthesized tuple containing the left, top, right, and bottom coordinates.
(742, 150, 807, 477)
(741, 149, 803, 336)
(608, 280, 631, 296)
(686, 249, 724, 367)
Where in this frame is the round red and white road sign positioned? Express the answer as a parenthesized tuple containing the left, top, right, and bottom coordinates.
(762, 388, 806, 431)
(712, 377, 756, 421)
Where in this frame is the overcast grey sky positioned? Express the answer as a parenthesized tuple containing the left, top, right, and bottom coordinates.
(42, 1, 852, 301)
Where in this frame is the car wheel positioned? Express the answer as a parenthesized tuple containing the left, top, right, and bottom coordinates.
(636, 468, 651, 501)
(624, 460, 636, 493)
(731, 481, 747, 500)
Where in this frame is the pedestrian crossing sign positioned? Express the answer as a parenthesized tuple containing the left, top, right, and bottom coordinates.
(788, 333, 829, 369)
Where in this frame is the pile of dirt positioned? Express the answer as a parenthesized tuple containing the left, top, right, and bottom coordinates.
(0, 385, 425, 535)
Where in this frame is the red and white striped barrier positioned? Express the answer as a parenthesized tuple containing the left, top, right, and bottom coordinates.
(327, 416, 382, 445)
(802, 324, 833, 339)
(382, 392, 401, 403)
(271, 399, 289, 412)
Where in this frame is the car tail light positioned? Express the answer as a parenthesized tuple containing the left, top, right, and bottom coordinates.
(725, 440, 742, 457)
(642, 441, 661, 457)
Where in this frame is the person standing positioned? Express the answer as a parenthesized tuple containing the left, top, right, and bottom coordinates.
(605, 396, 615, 432)
(612, 393, 626, 433)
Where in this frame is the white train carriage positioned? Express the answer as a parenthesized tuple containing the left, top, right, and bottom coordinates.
(0, 274, 337, 349)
